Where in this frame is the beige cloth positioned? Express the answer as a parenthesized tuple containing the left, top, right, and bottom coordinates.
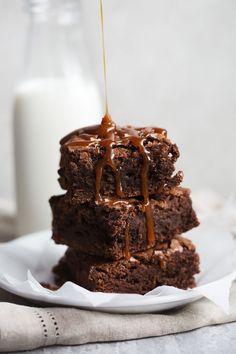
(0, 283, 236, 353)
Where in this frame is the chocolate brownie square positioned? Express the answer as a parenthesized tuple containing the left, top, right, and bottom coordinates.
(53, 236, 200, 294)
(58, 126, 183, 202)
(50, 187, 199, 260)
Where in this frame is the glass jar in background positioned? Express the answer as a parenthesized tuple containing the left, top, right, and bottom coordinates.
(14, 0, 102, 235)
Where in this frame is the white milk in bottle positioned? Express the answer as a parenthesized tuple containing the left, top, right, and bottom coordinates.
(14, 1, 102, 235)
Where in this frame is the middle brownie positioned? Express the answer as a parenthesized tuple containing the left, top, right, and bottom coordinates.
(50, 187, 199, 260)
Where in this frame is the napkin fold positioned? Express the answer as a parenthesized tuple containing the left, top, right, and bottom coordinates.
(0, 283, 236, 353)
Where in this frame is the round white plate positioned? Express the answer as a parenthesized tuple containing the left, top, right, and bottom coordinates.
(0, 226, 235, 313)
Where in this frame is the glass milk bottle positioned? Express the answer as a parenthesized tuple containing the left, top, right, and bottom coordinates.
(14, 0, 102, 235)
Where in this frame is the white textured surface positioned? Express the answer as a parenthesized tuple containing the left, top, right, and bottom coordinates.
(22, 322, 236, 354)
(0, 0, 236, 204)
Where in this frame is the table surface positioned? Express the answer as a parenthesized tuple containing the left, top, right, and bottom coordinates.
(20, 322, 236, 354)
(1, 286, 235, 354)
(1, 279, 236, 354)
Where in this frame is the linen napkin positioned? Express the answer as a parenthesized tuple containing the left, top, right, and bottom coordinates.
(0, 283, 236, 353)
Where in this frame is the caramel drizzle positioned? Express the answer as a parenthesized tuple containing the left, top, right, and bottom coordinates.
(95, 124, 157, 247)
(62, 0, 167, 258)
(95, 115, 123, 202)
(101, 198, 131, 259)
(136, 139, 155, 246)
(64, 123, 167, 252)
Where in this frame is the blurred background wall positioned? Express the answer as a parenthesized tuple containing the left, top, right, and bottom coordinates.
(0, 0, 236, 213)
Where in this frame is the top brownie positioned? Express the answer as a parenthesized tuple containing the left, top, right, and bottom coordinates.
(58, 125, 183, 202)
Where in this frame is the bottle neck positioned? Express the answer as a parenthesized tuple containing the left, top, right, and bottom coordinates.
(23, 0, 83, 80)
(27, 0, 81, 24)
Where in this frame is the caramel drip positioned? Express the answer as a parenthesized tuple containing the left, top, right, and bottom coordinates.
(127, 135, 155, 245)
(139, 142, 155, 245)
(63, 124, 167, 248)
(95, 114, 123, 201)
(94, 1, 124, 201)
(124, 223, 131, 260)
(95, 133, 123, 202)
(60, 0, 168, 254)
(98, 130, 155, 245)
(62, 125, 167, 147)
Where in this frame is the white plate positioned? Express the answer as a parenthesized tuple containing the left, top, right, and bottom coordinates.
(0, 220, 236, 313)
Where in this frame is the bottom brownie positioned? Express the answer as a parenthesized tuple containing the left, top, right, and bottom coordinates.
(53, 236, 200, 294)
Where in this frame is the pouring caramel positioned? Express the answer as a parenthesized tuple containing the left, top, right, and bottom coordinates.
(61, 1, 167, 257)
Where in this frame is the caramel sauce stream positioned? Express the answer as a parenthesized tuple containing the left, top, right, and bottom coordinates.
(63, 1, 168, 257)
(95, 1, 123, 202)
(100, 0, 109, 116)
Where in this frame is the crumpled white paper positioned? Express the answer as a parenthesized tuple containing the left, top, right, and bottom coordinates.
(0, 191, 236, 314)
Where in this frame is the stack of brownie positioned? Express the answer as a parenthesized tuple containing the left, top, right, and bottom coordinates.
(50, 124, 200, 294)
